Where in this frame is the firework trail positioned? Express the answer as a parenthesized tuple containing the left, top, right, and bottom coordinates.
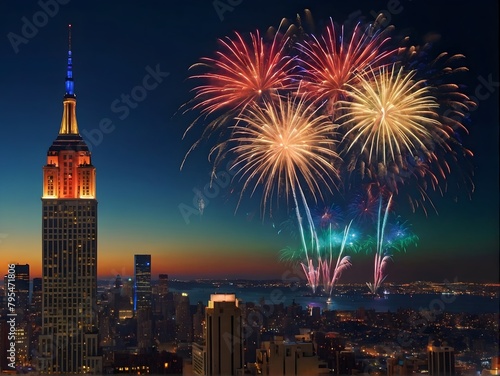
(319, 221, 354, 298)
(227, 94, 341, 291)
(296, 16, 398, 116)
(366, 196, 418, 294)
(366, 195, 393, 295)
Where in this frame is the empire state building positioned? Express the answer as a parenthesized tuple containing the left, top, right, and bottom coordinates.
(38, 26, 102, 374)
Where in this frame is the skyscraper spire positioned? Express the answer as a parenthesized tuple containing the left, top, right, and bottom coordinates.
(65, 24, 74, 97)
(59, 24, 79, 134)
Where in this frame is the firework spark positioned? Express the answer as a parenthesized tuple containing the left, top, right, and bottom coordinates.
(297, 17, 397, 114)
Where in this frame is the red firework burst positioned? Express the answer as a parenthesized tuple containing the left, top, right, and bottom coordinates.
(187, 30, 296, 129)
(297, 18, 398, 115)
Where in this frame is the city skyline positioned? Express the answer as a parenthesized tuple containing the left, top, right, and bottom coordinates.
(0, 1, 498, 283)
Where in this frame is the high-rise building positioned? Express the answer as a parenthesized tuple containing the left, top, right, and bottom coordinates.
(155, 273, 169, 315)
(32, 277, 43, 312)
(134, 255, 152, 350)
(175, 292, 192, 343)
(134, 255, 152, 313)
(38, 25, 101, 374)
(192, 301, 205, 343)
(3, 264, 29, 314)
(30, 277, 43, 364)
(256, 337, 320, 376)
(204, 293, 243, 376)
(158, 274, 169, 298)
(428, 345, 455, 376)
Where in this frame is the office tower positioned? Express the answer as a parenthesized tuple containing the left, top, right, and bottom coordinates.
(428, 345, 455, 376)
(30, 277, 43, 366)
(192, 342, 206, 376)
(137, 307, 153, 350)
(122, 277, 134, 298)
(256, 337, 319, 376)
(175, 293, 192, 343)
(15, 325, 29, 366)
(155, 274, 169, 315)
(158, 274, 169, 298)
(114, 274, 123, 292)
(38, 26, 101, 374)
(3, 264, 29, 314)
(134, 255, 152, 313)
(205, 294, 243, 375)
(32, 278, 42, 312)
(134, 255, 152, 350)
(192, 301, 205, 343)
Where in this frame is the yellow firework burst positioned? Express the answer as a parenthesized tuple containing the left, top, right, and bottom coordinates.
(227, 95, 341, 212)
(338, 64, 448, 174)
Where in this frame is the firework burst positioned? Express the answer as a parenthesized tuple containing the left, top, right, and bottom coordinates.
(312, 203, 344, 230)
(297, 17, 397, 115)
(186, 29, 296, 132)
(228, 94, 340, 215)
(227, 94, 341, 291)
(337, 64, 452, 201)
(347, 186, 380, 226)
(181, 29, 299, 172)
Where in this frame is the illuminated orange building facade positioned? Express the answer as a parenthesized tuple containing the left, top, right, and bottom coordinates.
(38, 26, 102, 374)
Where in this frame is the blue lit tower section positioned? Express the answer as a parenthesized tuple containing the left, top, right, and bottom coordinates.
(38, 25, 101, 374)
(134, 255, 152, 313)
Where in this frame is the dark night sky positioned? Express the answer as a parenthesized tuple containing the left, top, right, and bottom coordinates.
(0, 0, 498, 282)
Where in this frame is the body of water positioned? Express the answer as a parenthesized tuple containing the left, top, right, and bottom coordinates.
(170, 284, 499, 313)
